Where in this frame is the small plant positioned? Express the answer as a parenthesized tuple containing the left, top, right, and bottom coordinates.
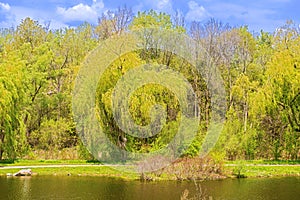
(232, 161, 247, 178)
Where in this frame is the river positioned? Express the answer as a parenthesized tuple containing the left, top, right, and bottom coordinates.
(0, 176, 299, 199)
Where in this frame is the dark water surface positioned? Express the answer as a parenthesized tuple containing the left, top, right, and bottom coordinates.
(0, 176, 299, 200)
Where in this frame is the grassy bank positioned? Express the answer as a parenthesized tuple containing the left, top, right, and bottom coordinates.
(0, 159, 299, 180)
(224, 159, 300, 165)
(224, 160, 300, 178)
(0, 159, 96, 166)
(0, 159, 139, 180)
(0, 166, 138, 180)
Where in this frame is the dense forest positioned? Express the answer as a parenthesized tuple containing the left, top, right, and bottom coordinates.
(0, 7, 299, 161)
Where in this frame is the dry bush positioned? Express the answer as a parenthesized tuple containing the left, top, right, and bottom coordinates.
(162, 156, 225, 181)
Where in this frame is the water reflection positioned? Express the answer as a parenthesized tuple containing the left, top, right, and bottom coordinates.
(0, 176, 299, 200)
(20, 177, 31, 199)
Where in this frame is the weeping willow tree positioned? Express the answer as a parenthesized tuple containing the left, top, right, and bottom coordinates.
(0, 50, 27, 160)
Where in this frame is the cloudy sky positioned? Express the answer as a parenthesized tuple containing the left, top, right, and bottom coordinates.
(0, 0, 299, 32)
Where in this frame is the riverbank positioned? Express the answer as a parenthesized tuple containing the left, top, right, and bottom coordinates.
(224, 161, 300, 178)
(0, 159, 299, 180)
(0, 160, 138, 180)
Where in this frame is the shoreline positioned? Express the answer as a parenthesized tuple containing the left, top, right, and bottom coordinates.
(1, 160, 299, 180)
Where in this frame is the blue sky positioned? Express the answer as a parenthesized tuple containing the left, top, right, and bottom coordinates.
(0, 0, 299, 32)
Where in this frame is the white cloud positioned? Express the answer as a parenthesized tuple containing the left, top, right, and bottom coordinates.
(186, 1, 211, 22)
(0, 2, 10, 11)
(92, 0, 105, 12)
(208, 2, 285, 32)
(41, 19, 70, 30)
(57, 4, 97, 22)
(134, 0, 174, 14)
(157, 0, 172, 10)
(0, 2, 15, 28)
(11, 6, 52, 27)
(2, 5, 69, 30)
(57, 0, 104, 24)
(0, 0, 105, 29)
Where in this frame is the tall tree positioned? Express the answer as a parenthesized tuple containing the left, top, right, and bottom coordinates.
(0, 34, 27, 159)
(95, 6, 133, 40)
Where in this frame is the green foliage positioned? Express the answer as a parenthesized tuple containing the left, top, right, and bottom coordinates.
(29, 119, 76, 150)
(0, 17, 97, 160)
(130, 10, 173, 30)
(0, 41, 27, 159)
(0, 14, 299, 162)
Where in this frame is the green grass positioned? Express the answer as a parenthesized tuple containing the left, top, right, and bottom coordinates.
(1, 159, 300, 180)
(0, 159, 139, 180)
(0, 165, 139, 180)
(0, 159, 98, 166)
(224, 159, 300, 165)
(224, 160, 300, 178)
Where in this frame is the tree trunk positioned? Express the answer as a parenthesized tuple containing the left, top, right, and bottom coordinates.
(243, 99, 248, 132)
(0, 132, 4, 160)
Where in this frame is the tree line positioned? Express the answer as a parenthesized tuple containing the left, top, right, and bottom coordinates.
(0, 7, 299, 161)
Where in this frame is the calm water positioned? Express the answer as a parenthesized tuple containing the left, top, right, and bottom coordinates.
(0, 176, 299, 200)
